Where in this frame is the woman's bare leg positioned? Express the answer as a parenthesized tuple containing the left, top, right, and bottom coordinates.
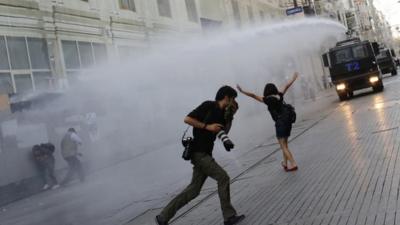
(278, 138, 297, 169)
(278, 139, 288, 167)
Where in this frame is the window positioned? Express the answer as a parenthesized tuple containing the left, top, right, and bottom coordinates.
(352, 46, 367, 59)
(93, 43, 108, 65)
(62, 41, 80, 70)
(332, 46, 368, 64)
(332, 49, 352, 64)
(0, 73, 12, 94)
(119, 0, 136, 12)
(0, 37, 9, 70)
(157, 0, 172, 18)
(78, 42, 94, 68)
(0, 36, 52, 93)
(62, 41, 108, 85)
(27, 38, 50, 70)
(377, 51, 389, 59)
(33, 72, 52, 90)
(14, 74, 33, 93)
(185, 0, 198, 22)
(231, 0, 241, 27)
(7, 37, 30, 70)
(247, 6, 254, 23)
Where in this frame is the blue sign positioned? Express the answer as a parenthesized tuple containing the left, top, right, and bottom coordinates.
(345, 62, 361, 72)
(286, 7, 303, 16)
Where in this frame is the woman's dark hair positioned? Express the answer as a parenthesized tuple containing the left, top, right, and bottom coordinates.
(263, 83, 279, 97)
(215, 85, 238, 101)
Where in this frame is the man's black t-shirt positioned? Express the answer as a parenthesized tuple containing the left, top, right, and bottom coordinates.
(187, 101, 226, 156)
(263, 93, 284, 122)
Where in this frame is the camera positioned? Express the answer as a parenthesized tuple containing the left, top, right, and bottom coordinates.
(182, 137, 193, 160)
(217, 130, 234, 151)
(182, 137, 193, 148)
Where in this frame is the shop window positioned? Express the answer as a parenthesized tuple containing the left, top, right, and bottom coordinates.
(93, 43, 108, 65)
(0, 37, 9, 70)
(14, 74, 33, 93)
(0, 73, 13, 94)
(27, 38, 50, 70)
(78, 42, 94, 68)
(7, 37, 30, 70)
(62, 41, 80, 69)
(33, 72, 52, 91)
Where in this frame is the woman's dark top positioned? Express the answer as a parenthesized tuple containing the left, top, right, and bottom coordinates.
(263, 93, 284, 122)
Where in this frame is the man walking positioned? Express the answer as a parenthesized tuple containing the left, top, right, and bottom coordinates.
(60, 128, 85, 185)
(155, 86, 245, 225)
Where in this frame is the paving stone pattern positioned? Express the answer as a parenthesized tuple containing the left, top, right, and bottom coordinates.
(168, 80, 400, 225)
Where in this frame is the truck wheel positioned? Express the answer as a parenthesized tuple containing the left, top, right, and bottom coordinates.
(373, 82, 384, 92)
(338, 93, 347, 101)
(392, 68, 398, 76)
(348, 91, 354, 98)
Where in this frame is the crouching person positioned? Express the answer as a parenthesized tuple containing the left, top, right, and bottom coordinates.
(32, 143, 59, 190)
(155, 86, 245, 225)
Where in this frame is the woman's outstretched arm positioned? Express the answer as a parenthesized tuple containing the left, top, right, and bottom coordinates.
(236, 84, 264, 103)
(281, 72, 299, 95)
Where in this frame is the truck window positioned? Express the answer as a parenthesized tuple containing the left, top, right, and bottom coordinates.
(333, 49, 352, 64)
(377, 51, 389, 58)
(352, 45, 367, 58)
(331, 45, 369, 65)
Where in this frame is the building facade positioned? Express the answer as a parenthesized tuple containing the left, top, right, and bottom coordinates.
(0, 0, 286, 98)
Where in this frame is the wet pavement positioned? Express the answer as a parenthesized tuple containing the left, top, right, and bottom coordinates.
(2, 72, 400, 225)
(128, 73, 400, 225)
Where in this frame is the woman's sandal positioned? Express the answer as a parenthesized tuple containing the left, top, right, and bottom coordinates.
(281, 161, 288, 171)
(286, 166, 298, 172)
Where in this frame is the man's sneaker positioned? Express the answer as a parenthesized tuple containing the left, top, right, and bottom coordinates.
(224, 215, 245, 225)
(51, 184, 60, 190)
(155, 215, 168, 225)
(42, 184, 50, 190)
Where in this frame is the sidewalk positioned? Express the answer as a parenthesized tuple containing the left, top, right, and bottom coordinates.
(127, 76, 400, 225)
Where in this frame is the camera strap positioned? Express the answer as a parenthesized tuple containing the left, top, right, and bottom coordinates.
(182, 126, 191, 140)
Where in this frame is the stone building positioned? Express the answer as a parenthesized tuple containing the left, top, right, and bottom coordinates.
(0, 0, 285, 97)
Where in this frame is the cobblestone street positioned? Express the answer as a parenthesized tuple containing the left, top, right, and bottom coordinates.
(129, 74, 400, 225)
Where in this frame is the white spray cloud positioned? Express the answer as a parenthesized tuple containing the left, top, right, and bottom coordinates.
(47, 18, 346, 164)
